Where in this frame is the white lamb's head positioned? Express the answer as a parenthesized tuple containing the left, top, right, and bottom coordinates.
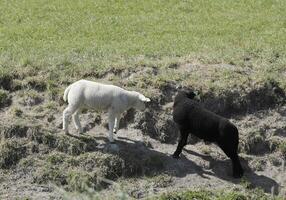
(133, 92, 151, 110)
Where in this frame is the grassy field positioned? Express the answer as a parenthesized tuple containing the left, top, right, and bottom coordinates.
(1, 0, 285, 70)
(0, 0, 285, 97)
(0, 0, 286, 199)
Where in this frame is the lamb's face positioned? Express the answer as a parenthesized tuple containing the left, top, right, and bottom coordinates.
(184, 90, 197, 99)
(135, 100, 146, 110)
(177, 89, 197, 99)
(134, 93, 151, 111)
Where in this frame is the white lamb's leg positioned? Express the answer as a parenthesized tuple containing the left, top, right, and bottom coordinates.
(113, 114, 121, 134)
(63, 105, 78, 134)
(108, 109, 116, 143)
(72, 109, 83, 134)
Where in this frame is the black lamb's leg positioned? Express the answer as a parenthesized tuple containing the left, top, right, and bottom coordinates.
(230, 154, 244, 178)
(173, 129, 188, 159)
(218, 141, 244, 178)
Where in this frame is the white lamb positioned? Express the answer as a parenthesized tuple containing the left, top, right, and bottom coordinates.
(62, 80, 150, 143)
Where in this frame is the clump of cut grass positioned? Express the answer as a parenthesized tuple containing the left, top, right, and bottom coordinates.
(0, 139, 27, 169)
(29, 130, 101, 155)
(24, 76, 47, 92)
(1, 124, 29, 139)
(0, 89, 11, 108)
(20, 90, 43, 106)
(149, 174, 173, 188)
(44, 101, 58, 110)
(33, 151, 124, 192)
(46, 79, 64, 102)
(10, 79, 23, 91)
(250, 158, 267, 171)
(77, 152, 124, 179)
(46, 152, 67, 165)
(66, 170, 97, 192)
(0, 71, 13, 91)
(269, 136, 284, 152)
(279, 142, 286, 159)
(241, 130, 270, 155)
(57, 179, 128, 200)
(34, 164, 68, 186)
(9, 107, 24, 117)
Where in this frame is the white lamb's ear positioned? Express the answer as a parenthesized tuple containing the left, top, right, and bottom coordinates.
(144, 97, 151, 102)
(139, 95, 151, 102)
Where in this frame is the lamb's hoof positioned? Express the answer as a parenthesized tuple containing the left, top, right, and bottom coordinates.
(172, 154, 180, 159)
(113, 129, 117, 134)
(232, 164, 244, 179)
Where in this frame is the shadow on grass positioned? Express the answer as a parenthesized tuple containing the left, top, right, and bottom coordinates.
(183, 149, 280, 194)
(114, 136, 212, 178)
(65, 134, 213, 179)
(62, 133, 279, 194)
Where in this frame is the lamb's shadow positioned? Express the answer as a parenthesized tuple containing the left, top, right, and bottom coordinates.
(67, 134, 211, 178)
(183, 149, 280, 194)
(65, 134, 280, 194)
(110, 136, 213, 179)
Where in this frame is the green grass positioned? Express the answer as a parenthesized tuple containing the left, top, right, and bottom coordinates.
(58, 187, 283, 200)
(154, 189, 283, 200)
(0, 0, 285, 99)
(0, 0, 285, 73)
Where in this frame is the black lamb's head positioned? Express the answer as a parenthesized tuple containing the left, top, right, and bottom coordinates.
(175, 85, 198, 100)
(182, 89, 196, 99)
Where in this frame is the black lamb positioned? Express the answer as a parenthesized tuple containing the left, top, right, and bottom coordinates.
(172, 90, 244, 178)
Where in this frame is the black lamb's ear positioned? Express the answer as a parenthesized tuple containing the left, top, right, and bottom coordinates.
(186, 91, 196, 99)
(181, 87, 197, 99)
(194, 91, 201, 101)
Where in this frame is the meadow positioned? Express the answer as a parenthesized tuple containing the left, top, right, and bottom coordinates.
(1, 0, 285, 74)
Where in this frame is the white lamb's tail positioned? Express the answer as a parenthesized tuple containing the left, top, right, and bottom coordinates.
(63, 85, 72, 102)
